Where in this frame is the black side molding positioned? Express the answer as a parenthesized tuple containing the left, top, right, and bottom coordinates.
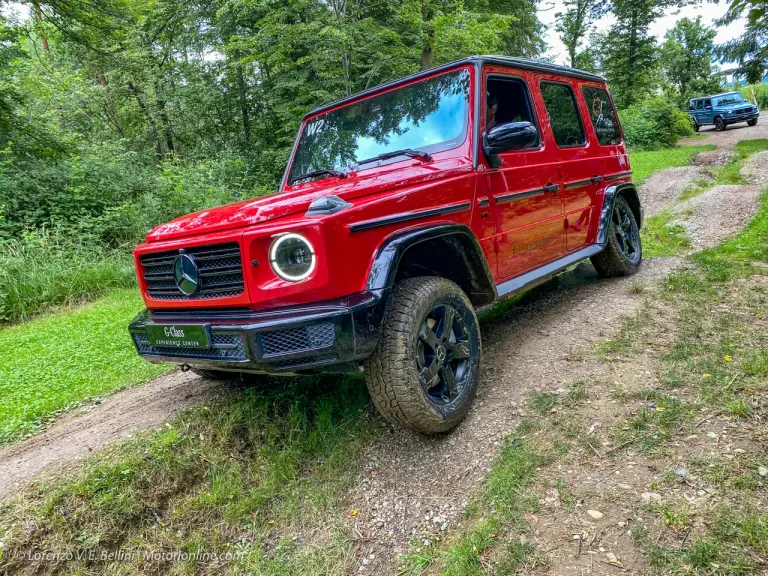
(604, 171, 633, 182)
(349, 201, 471, 233)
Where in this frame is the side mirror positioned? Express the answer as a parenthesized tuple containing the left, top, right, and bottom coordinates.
(482, 121, 539, 168)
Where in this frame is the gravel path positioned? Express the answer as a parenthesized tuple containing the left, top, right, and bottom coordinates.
(638, 166, 710, 215)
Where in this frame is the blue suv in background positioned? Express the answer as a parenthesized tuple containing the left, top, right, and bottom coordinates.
(689, 92, 759, 132)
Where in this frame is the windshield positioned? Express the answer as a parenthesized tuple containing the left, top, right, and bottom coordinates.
(287, 69, 470, 184)
(715, 94, 745, 106)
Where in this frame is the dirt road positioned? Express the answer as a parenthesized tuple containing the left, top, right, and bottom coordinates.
(1, 121, 766, 562)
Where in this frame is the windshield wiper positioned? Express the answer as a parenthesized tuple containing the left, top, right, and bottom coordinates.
(356, 148, 432, 167)
(289, 169, 347, 184)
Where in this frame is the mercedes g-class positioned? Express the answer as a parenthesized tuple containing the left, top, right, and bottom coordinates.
(129, 56, 643, 434)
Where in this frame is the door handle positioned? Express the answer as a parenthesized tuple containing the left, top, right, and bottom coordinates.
(544, 183, 560, 193)
(591, 175, 604, 184)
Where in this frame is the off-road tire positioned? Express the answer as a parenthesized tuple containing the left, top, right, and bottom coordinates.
(748, 118, 758, 127)
(693, 121, 700, 133)
(715, 116, 726, 131)
(189, 367, 240, 380)
(590, 195, 642, 278)
(364, 277, 481, 434)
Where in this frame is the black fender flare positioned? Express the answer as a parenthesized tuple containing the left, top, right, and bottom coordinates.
(365, 224, 497, 306)
(597, 182, 643, 248)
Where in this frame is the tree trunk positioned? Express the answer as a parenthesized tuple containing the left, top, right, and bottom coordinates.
(234, 64, 251, 141)
(128, 81, 163, 159)
(34, 6, 50, 52)
(420, 2, 435, 70)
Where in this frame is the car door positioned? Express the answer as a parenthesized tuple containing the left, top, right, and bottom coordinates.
(703, 99, 714, 124)
(694, 100, 703, 124)
(481, 67, 564, 281)
(538, 78, 596, 252)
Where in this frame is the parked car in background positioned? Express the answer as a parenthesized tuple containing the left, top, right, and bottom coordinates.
(689, 92, 759, 132)
(128, 56, 642, 434)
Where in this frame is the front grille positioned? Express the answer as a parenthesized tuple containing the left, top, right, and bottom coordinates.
(141, 243, 244, 300)
(133, 332, 246, 361)
(259, 323, 336, 357)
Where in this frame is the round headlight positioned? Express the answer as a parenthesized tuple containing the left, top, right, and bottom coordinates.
(269, 233, 316, 282)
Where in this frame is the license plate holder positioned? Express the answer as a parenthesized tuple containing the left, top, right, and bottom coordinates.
(146, 324, 211, 349)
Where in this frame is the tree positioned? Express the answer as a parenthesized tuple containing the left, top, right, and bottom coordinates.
(593, 0, 667, 108)
(555, 0, 606, 68)
(716, 1, 767, 83)
(659, 16, 722, 105)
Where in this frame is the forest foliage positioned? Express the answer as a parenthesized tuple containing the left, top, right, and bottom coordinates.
(0, 0, 762, 322)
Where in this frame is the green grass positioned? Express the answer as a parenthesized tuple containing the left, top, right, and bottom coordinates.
(0, 235, 135, 324)
(629, 145, 715, 183)
(0, 289, 170, 444)
(640, 209, 691, 257)
(0, 375, 378, 575)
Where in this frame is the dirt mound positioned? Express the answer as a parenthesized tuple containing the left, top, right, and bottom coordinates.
(671, 184, 761, 249)
(741, 150, 768, 187)
(692, 149, 737, 166)
(638, 166, 710, 215)
(0, 371, 227, 499)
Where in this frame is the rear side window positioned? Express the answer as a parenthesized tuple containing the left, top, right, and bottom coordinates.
(540, 82, 585, 147)
(582, 86, 621, 146)
(696, 100, 704, 110)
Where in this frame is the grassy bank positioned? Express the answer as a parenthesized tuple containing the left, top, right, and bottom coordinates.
(0, 290, 170, 444)
(0, 236, 135, 325)
(0, 375, 378, 575)
(630, 144, 715, 183)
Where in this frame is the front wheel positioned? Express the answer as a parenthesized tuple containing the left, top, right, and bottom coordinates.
(591, 195, 642, 277)
(364, 277, 481, 434)
(748, 118, 758, 127)
(715, 117, 726, 131)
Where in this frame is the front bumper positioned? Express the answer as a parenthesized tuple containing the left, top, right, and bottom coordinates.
(724, 112, 759, 123)
(128, 290, 388, 375)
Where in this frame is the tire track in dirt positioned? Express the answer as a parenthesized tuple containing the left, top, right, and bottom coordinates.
(0, 372, 227, 499)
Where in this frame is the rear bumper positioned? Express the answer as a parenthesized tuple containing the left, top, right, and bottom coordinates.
(128, 290, 388, 374)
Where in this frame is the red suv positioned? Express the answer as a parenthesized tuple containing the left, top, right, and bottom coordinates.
(129, 56, 642, 433)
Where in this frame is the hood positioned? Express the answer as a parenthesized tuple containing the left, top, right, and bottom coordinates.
(146, 188, 322, 242)
(145, 160, 472, 243)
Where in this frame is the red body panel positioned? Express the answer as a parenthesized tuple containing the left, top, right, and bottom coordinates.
(134, 62, 632, 313)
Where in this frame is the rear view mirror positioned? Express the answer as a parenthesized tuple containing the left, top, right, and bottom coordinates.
(483, 121, 539, 167)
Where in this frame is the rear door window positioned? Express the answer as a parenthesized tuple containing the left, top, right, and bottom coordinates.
(696, 101, 704, 110)
(540, 81, 586, 147)
(581, 86, 621, 145)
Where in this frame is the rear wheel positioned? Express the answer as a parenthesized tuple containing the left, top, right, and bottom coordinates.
(591, 195, 642, 277)
(693, 121, 700, 133)
(364, 277, 481, 434)
(715, 116, 726, 131)
(748, 118, 758, 127)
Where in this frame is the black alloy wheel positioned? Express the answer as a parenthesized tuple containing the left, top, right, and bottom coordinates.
(612, 199, 641, 266)
(416, 304, 472, 406)
(715, 117, 725, 131)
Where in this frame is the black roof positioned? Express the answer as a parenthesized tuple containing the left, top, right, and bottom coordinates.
(308, 55, 607, 117)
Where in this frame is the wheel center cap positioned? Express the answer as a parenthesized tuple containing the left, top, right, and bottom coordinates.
(436, 345, 446, 363)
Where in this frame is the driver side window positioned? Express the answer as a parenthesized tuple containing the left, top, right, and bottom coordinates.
(485, 76, 540, 149)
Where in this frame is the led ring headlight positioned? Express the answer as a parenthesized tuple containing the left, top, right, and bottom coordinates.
(269, 233, 316, 282)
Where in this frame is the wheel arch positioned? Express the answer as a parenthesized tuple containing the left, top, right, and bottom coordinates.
(365, 224, 497, 307)
(597, 182, 643, 247)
